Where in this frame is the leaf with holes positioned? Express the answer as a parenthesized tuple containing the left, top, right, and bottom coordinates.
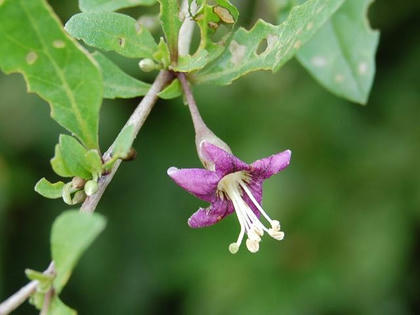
(79, 0, 156, 12)
(193, 0, 345, 85)
(65, 12, 157, 59)
(296, 0, 379, 104)
(157, 0, 182, 61)
(51, 210, 106, 294)
(93, 52, 151, 99)
(0, 0, 102, 149)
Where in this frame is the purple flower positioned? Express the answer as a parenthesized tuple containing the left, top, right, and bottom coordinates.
(168, 141, 291, 254)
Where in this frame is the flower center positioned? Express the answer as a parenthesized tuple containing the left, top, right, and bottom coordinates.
(217, 171, 285, 254)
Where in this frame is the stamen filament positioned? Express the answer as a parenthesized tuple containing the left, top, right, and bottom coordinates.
(239, 181, 276, 227)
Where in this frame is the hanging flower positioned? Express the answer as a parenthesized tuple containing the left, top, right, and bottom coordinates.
(168, 141, 291, 254)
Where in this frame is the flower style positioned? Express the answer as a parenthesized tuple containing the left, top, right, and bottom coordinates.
(168, 141, 291, 254)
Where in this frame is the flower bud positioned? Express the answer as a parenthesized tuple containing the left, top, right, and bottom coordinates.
(84, 180, 99, 196)
(139, 58, 157, 72)
(72, 190, 87, 204)
(72, 176, 86, 189)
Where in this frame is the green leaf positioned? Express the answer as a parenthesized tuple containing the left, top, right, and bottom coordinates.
(79, 0, 156, 12)
(35, 178, 65, 199)
(51, 144, 73, 178)
(92, 52, 151, 99)
(193, 0, 345, 85)
(48, 296, 77, 315)
(296, 0, 379, 104)
(65, 12, 157, 59)
(25, 269, 54, 293)
(52, 135, 92, 179)
(171, 49, 209, 72)
(157, 0, 182, 61)
(84, 149, 103, 180)
(173, 0, 237, 73)
(158, 79, 182, 99)
(0, 0, 102, 149)
(112, 124, 136, 159)
(153, 38, 171, 68)
(51, 210, 106, 293)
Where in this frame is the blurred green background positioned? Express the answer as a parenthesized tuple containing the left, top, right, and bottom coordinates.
(1, 0, 420, 314)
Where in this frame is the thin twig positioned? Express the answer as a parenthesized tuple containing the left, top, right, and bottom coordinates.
(40, 289, 53, 315)
(1, 0, 197, 310)
(0, 262, 54, 315)
(81, 70, 173, 213)
(177, 72, 206, 132)
(0, 71, 173, 314)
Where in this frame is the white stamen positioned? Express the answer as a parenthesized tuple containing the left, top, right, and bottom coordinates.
(229, 243, 239, 254)
(217, 171, 285, 254)
(240, 181, 278, 229)
(269, 229, 285, 240)
(246, 239, 259, 253)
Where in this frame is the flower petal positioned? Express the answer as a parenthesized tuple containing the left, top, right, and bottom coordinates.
(188, 199, 233, 228)
(167, 167, 219, 202)
(201, 142, 249, 176)
(250, 150, 291, 179)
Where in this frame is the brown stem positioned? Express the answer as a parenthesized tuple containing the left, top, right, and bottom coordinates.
(176, 72, 208, 135)
(40, 289, 53, 315)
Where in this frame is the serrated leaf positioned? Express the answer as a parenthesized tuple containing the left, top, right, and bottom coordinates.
(193, 0, 345, 85)
(92, 52, 151, 99)
(53, 135, 92, 179)
(296, 0, 379, 104)
(0, 0, 102, 149)
(51, 210, 106, 293)
(112, 124, 136, 159)
(158, 79, 182, 99)
(80, 0, 156, 12)
(157, 0, 182, 61)
(35, 178, 65, 199)
(65, 12, 157, 59)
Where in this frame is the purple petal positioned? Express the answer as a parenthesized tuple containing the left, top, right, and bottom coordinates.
(201, 142, 249, 176)
(250, 150, 291, 179)
(188, 199, 233, 228)
(167, 167, 219, 202)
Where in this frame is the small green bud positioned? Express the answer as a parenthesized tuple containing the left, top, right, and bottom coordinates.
(139, 58, 157, 72)
(72, 190, 87, 204)
(84, 180, 99, 196)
